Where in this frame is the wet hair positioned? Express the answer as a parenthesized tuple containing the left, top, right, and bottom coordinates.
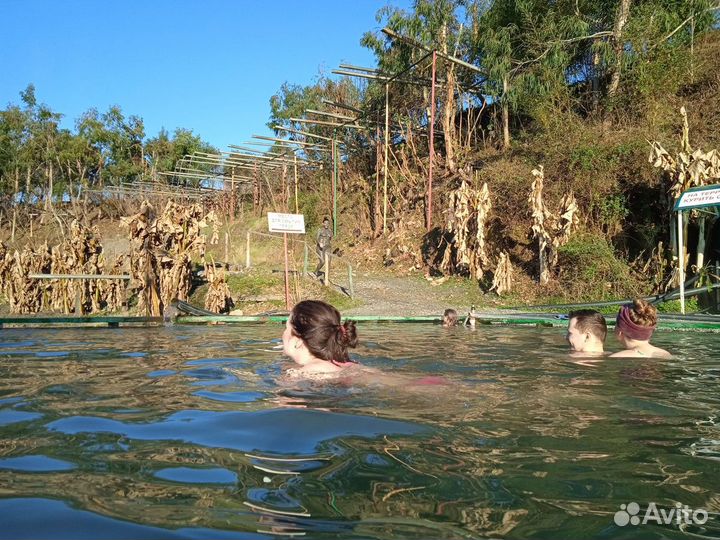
(289, 300, 358, 364)
(443, 308, 458, 326)
(626, 298, 658, 328)
(569, 309, 607, 341)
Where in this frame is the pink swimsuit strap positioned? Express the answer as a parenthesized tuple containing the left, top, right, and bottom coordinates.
(331, 359, 355, 367)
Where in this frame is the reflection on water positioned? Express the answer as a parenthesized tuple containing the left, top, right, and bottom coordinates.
(0, 324, 719, 539)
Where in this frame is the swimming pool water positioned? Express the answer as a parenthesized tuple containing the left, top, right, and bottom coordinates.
(0, 324, 718, 539)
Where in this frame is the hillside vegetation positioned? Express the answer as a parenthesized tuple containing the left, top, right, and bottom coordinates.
(1, 1, 719, 314)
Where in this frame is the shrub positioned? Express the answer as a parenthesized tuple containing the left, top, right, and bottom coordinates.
(556, 234, 643, 301)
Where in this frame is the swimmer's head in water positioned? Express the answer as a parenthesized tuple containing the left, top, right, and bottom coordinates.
(283, 300, 358, 364)
(615, 299, 657, 343)
(567, 309, 606, 353)
(442, 308, 458, 327)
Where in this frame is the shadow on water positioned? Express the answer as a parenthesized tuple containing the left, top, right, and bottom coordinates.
(0, 324, 719, 538)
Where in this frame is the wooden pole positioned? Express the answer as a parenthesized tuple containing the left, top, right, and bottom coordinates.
(294, 154, 299, 214)
(282, 164, 288, 211)
(375, 121, 381, 235)
(323, 251, 330, 287)
(678, 211, 685, 314)
(383, 82, 389, 234)
(331, 136, 337, 234)
(333, 137, 338, 236)
(427, 50, 437, 232)
(283, 232, 291, 310)
(348, 263, 354, 299)
(230, 168, 236, 219)
(246, 231, 251, 268)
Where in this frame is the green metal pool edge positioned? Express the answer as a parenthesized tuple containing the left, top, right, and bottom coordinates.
(0, 316, 163, 328)
(1, 312, 718, 331)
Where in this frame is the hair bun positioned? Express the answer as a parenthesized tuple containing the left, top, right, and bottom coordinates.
(340, 321, 358, 348)
(631, 298, 658, 327)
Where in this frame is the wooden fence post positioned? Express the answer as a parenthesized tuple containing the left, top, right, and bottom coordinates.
(323, 252, 329, 287)
(246, 231, 251, 268)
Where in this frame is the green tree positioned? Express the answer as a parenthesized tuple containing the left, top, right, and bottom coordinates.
(362, 0, 470, 169)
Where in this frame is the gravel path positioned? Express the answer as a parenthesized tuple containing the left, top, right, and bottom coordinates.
(342, 275, 460, 317)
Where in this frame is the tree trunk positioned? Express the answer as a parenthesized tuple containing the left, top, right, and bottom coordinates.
(25, 167, 31, 202)
(45, 162, 54, 210)
(607, 0, 632, 100)
(11, 168, 19, 242)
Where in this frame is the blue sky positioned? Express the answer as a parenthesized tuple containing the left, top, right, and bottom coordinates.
(0, 0, 409, 150)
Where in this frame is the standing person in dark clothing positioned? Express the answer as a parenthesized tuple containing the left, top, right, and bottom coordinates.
(315, 217, 333, 277)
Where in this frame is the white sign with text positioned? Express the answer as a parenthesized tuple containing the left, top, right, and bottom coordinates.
(267, 212, 306, 234)
(675, 185, 720, 210)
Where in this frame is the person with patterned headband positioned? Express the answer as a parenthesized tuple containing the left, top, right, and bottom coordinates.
(610, 299, 671, 358)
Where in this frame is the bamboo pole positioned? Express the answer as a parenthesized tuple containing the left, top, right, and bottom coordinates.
(306, 109, 358, 122)
(333, 137, 338, 236)
(250, 135, 330, 152)
(678, 211, 685, 314)
(348, 263, 354, 299)
(323, 252, 329, 287)
(331, 137, 337, 235)
(29, 273, 131, 280)
(272, 126, 336, 142)
(383, 82, 389, 234)
(321, 98, 364, 114)
(246, 231, 251, 268)
(230, 168, 236, 218)
(332, 69, 438, 88)
(375, 121, 381, 235)
(294, 154, 299, 214)
(382, 27, 485, 75)
(289, 117, 368, 130)
(283, 232, 291, 310)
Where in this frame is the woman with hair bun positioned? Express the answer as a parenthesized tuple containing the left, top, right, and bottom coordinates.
(282, 300, 360, 377)
(610, 298, 671, 358)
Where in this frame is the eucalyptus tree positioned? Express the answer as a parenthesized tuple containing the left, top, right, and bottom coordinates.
(15, 85, 64, 209)
(0, 103, 32, 238)
(101, 106, 145, 183)
(468, 0, 603, 147)
(144, 128, 217, 187)
(0, 105, 28, 199)
(362, 0, 471, 171)
(55, 127, 97, 207)
(268, 77, 361, 161)
(617, 0, 718, 111)
(144, 128, 172, 182)
(76, 108, 112, 189)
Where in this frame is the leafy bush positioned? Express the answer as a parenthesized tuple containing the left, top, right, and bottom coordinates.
(556, 234, 643, 301)
(657, 298, 698, 313)
(296, 192, 321, 231)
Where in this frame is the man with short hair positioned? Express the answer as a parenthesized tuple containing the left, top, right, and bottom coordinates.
(315, 217, 333, 277)
(566, 309, 607, 355)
